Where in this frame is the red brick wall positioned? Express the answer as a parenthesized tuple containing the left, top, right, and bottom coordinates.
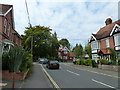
(100, 39, 106, 50)
(0, 4, 22, 47)
(1, 70, 25, 80)
(109, 37, 115, 49)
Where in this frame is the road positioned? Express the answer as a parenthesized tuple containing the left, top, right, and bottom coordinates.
(42, 63, 119, 89)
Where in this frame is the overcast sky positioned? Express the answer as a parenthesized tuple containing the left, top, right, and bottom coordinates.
(0, 0, 119, 47)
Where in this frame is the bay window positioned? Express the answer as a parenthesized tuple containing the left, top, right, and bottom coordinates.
(114, 33, 120, 46)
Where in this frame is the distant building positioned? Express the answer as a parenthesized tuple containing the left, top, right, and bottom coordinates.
(89, 18, 120, 62)
(58, 45, 76, 61)
(0, 4, 22, 53)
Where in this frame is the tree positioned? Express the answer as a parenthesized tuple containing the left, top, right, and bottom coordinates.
(50, 32, 59, 59)
(22, 25, 59, 60)
(84, 44, 92, 59)
(73, 44, 83, 58)
(59, 38, 70, 49)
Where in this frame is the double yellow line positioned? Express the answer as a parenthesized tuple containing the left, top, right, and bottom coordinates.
(40, 64, 61, 90)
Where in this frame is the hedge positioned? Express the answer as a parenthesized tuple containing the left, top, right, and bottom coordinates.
(75, 59, 97, 67)
(98, 59, 109, 65)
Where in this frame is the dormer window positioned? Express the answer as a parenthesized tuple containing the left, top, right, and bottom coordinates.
(4, 19, 7, 34)
(106, 38, 110, 48)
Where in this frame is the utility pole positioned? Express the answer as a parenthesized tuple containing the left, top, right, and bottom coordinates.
(25, 0, 31, 27)
(25, 0, 33, 60)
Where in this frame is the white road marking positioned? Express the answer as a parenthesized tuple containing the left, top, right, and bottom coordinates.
(92, 79, 115, 88)
(67, 70, 80, 76)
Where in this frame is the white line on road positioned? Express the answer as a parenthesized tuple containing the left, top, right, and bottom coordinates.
(67, 70, 80, 76)
(92, 79, 115, 88)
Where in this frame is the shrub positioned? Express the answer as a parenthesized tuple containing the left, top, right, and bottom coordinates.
(98, 59, 109, 65)
(19, 53, 33, 72)
(2, 52, 9, 70)
(76, 60, 80, 65)
(83, 59, 97, 67)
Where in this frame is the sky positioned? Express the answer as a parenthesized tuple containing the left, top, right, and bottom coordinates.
(0, 0, 119, 48)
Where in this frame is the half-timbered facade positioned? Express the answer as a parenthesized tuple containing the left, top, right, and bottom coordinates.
(90, 18, 120, 61)
(58, 45, 76, 61)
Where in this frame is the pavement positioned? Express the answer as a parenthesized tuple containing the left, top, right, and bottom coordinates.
(2, 62, 53, 88)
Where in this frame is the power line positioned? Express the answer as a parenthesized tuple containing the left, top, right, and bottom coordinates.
(25, 0, 31, 27)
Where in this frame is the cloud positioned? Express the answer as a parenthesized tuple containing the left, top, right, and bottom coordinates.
(0, 0, 118, 47)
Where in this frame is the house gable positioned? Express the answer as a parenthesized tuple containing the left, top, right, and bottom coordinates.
(110, 24, 120, 36)
(89, 34, 96, 43)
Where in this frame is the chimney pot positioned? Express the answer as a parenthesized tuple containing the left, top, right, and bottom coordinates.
(105, 18, 112, 25)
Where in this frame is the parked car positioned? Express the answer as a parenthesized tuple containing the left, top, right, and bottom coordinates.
(38, 58, 49, 64)
(46, 61, 59, 69)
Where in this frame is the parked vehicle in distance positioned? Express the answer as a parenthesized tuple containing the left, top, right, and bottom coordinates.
(46, 60, 59, 69)
(38, 58, 49, 64)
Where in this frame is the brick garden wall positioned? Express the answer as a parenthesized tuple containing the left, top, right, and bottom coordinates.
(1, 70, 27, 80)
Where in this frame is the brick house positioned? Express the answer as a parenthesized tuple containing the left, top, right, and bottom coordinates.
(0, 4, 22, 53)
(58, 45, 76, 61)
(90, 18, 120, 62)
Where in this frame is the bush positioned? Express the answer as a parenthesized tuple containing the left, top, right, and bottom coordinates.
(2, 46, 33, 72)
(76, 60, 80, 65)
(83, 59, 97, 67)
(19, 53, 33, 72)
(98, 59, 109, 65)
(2, 52, 9, 70)
(75, 60, 84, 65)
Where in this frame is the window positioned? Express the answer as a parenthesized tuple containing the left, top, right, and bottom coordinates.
(114, 33, 120, 46)
(8, 24, 10, 36)
(91, 41, 99, 50)
(4, 19, 7, 34)
(106, 38, 109, 48)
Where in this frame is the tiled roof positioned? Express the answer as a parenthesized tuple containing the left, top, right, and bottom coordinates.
(67, 52, 76, 57)
(93, 19, 120, 40)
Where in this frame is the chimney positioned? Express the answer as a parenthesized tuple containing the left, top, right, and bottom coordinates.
(105, 18, 112, 25)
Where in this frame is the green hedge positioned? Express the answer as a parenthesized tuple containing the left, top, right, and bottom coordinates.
(75, 59, 97, 67)
(98, 59, 109, 65)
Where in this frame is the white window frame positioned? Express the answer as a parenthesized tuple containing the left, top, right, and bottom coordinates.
(106, 38, 110, 48)
(91, 41, 99, 50)
(8, 23, 10, 36)
(114, 33, 120, 46)
(4, 19, 7, 34)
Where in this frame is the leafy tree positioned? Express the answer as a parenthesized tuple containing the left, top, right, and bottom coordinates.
(59, 38, 70, 49)
(49, 32, 59, 59)
(73, 44, 83, 58)
(22, 25, 59, 60)
(84, 44, 92, 59)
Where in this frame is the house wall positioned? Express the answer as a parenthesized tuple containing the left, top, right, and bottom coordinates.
(0, 4, 22, 49)
(100, 39, 106, 50)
